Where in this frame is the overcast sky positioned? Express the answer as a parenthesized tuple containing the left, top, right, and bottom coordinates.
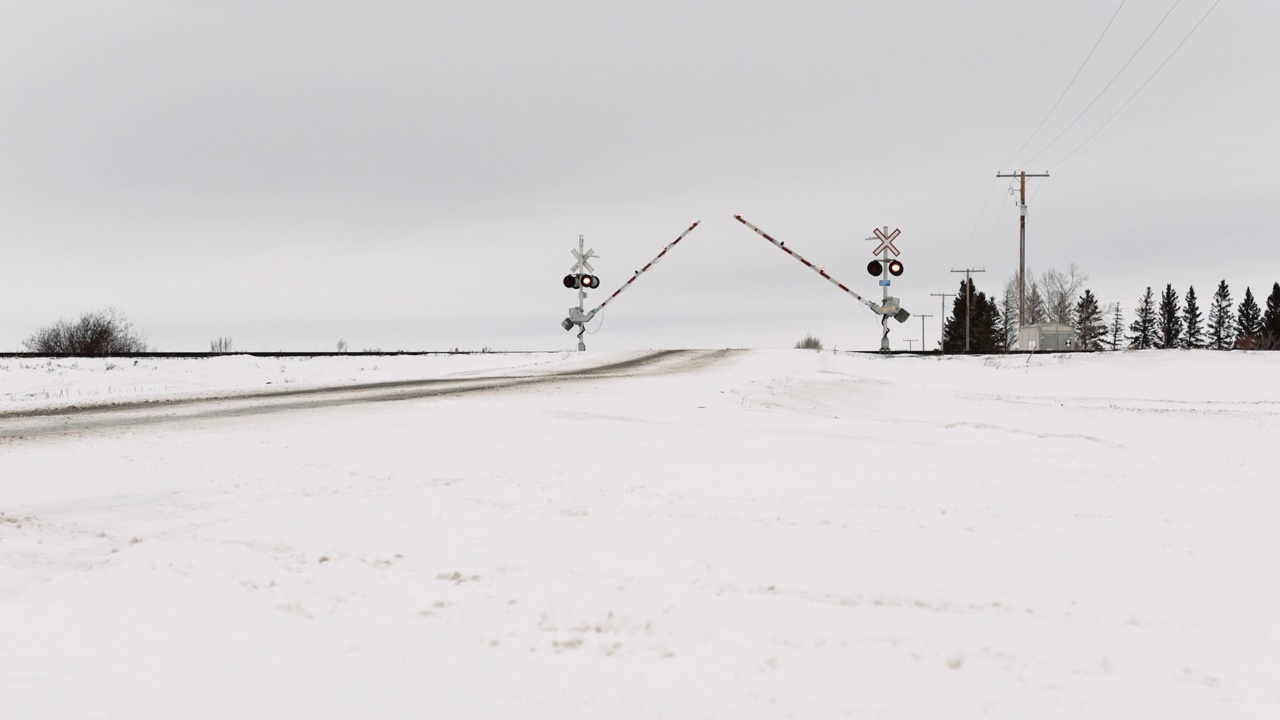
(1, 0, 1275, 352)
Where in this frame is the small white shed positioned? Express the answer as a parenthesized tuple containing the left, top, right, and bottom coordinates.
(1019, 323, 1075, 351)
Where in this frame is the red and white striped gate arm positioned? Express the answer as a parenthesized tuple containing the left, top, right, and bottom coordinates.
(733, 214, 876, 309)
(587, 220, 701, 318)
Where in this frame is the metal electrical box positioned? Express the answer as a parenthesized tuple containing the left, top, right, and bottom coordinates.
(1019, 323, 1075, 352)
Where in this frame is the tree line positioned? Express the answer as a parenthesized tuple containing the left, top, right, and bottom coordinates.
(941, 269, 1280, 353)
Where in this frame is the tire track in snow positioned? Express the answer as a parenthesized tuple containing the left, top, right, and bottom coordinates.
(0, 350, 736, 441)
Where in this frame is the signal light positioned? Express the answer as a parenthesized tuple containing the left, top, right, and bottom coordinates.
(563, 274, 600, 289)
(867, 260, 883, 277)
(888, 260, 904, 276)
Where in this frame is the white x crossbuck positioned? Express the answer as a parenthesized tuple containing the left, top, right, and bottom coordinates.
(872, 227, 901, 257)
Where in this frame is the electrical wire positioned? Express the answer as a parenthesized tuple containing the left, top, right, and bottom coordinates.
(1020, 0, 1184, 169)
(1048, 0, 1223, 170)
(1000, 0, 1129, 170)
(950, 175, 1000, 268)
(982, 180, 1047, 266)
(968, 181, 1015, 269)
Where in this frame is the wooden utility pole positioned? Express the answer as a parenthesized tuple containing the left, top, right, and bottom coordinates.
(996, 171, 1049, 329)
(951, 268, 986, 353)
(917, 313, 933, 353)
(930, 293, 953, 351)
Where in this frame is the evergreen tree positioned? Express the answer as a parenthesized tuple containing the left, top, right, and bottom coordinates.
(1236, 287, 1263, 348)
(943, 279, 1001, 354)
(1073, 290, 1106, 351)
(1262, 282, 1280, 350)
(1128, 287, 1156, 349)
(1183, 286, 1204, 349)
(1108, 303, 1124, 350)
(1155, 284, 1182, 349)
(1207, 280, 1234, 350)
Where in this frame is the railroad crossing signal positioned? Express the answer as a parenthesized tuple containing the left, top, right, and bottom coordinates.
(562, 273, 600, 289)
(866, 259, 904, 277)
(570, 235, 597, 274)
(871, 227, 901, 257)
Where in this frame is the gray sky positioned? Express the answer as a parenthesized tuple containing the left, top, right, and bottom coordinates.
(2, 0, 1275, 352)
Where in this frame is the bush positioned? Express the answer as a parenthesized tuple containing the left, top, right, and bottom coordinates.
(23, 308, 149, 355)
(794, 334, 823, 350)
(210, 336, 234, 353)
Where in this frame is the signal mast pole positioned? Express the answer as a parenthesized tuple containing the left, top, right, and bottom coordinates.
(996, 171, 1049, 328)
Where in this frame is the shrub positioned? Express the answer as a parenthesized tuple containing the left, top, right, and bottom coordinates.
(23, 308, 149, 356)
(336, 338, 348, 352)
(794, 334, 823, 350)
(210, 336, 234, 353)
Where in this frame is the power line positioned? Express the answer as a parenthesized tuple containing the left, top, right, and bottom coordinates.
(1020, 0, 1185, 169)
(1048, 0, 1223, 170)
(950, 175, 1000, 269)
(984, 180, 1047, 265)
(1001, 0, 1129, 170)
(970, 180, 1015, 267)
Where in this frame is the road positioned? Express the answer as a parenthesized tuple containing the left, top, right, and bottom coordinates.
(0, 349, 735, 440)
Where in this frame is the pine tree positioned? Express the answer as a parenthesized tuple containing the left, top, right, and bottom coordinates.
(1128, 287, 1156, 349)
(1183, 286, 1204, 349)
(1236, 287, 1263, 348)
(1073, 290, 1106, 351)
(1262, 282, 1280, 350)
(1207, 280, 1234, 350)
(1155, 284, 1182, 349)
(943, 279, 1001, 354)
(1108, 303, 1124, 350)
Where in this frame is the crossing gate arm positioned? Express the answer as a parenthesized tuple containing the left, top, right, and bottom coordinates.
(566, 220, 701, 327)
(733, 214, 888, 314)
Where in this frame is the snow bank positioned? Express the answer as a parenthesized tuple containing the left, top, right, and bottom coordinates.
(1, 349, 1277, 718)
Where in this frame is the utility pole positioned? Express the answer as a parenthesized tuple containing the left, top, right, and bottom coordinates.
(930, 293, 953, 351)
(995, 170, 1049, 329)
(951, 268, 986, 353)
(917, 313, 933, 353)
(905, 339, 916, 352)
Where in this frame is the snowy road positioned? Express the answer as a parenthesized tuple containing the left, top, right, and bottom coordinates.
(0, 350, 725, 439)
(1, 350, 1278, 718)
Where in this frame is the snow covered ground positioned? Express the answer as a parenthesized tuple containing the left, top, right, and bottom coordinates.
(1, 349, 1277, 718)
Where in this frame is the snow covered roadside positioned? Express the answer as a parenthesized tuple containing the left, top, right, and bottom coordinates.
(0, 352, 627, 414)
(1, 349, 1278, 718)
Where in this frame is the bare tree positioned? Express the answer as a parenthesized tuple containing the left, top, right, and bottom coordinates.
(210, 336, 234, 353)
(999, 277, 1019, 350)
(794, 334, 823, 350)
(23, 308, 149, 355)
(1040, 264, 1088, 326)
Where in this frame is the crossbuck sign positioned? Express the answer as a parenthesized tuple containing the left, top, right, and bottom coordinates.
(871, 228, 901, 257)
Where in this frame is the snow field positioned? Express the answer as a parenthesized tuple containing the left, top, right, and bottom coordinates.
(1, 349, 1278, 718)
